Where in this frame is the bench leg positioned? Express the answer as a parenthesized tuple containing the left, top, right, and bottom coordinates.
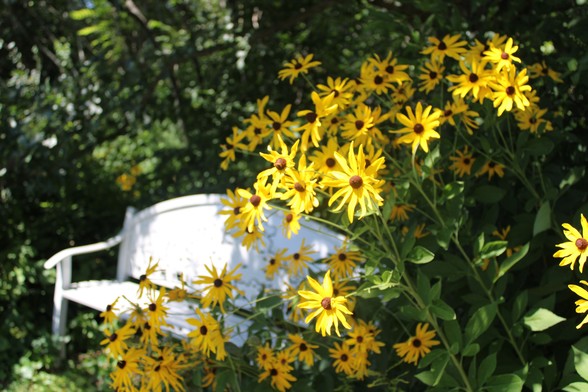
(53, 259, 71, 359)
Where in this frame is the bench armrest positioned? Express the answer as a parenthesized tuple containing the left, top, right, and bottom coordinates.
(43, 234, 123, 270)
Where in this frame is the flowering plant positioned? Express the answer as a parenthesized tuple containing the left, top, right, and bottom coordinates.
(98, 32, 588, 392)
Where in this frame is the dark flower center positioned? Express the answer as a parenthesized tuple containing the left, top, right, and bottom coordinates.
(321, 297, 332, 310)
(412, 338, 422, 348)
(299, 343, 308, 351)
(274, 157, 287, 170)
(444, 109, 453, 117)
(272, 122, 282, 131)
(285, 213, 293, 223)
(331, 117, 339, 125)
(340, 354, 349, 362)
(250, 194, 261, 207)
(200, 325, 208, 335)
(293, 253, 300, 260)
(413, 124, 425, 134)
(213, 278, 223, 287)
(500, 52, 509, 60)
(349, 175, 363, 189)
(331, 89, 340, 97)
(117, 360, 126, 369)
(306, 112, 318, 123)
(542, 67, 549, 74)
(106, 305, 112, 311)
(429, 71, 438, 79)
(355, 120, 365, 130)
(109, 333, 118, 342)
(374, 75, 383, 85)
(294, 182, 305, 192)
(139, 274, 147, 282)
(144, 322, 151, 330)
(338, 253, 347, 261)
(385, 65, 394, 74)
(294, 62, 302, 70)
(463, 158, 471, 165)
(530, 118, 537, 124)
(438, 41, 447, 50)
(233, 206, 241, 215)
(270, 368, 278, 376)
(148, 303, 156, 312)
(506, 86, 516, 95)
(269, 258, 276, 265)
(326, 157, 336, 168)
(469, 73, 479, 83)
(488, 162, 496, 168)
(356, 336, 364, 343)
(576, 238, 588, 251)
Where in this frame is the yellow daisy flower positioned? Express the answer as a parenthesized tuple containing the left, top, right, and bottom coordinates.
(265, 248, 288, 279)
(187, 308, 227, 360)
(278, 54, 321, 84)
(447, 59, 493, 101)
(282, 210, 301, 239)
(192, 262, 243, 313)
(109, 347, 145, 391)
(297, 91, 338, 150)
(100, 298, 119, 325)
(100, 323, 136, 358)
(529, 60, 563, 83)
(392, 102, 441, 155)
(317, 76, 353, 109)
(266, 104, 297, 150)
(237, 178, 274, 232)
(320, 142, 385, 223)
(477, 160, 505, 180)
(256, 342, 275, 370)
(393, 322, 440, 365)
(297, 270, 353, 337)
(287, 238, 317, 277)
(568, 280, 588, 329)
(327, 243, 364, 279)
(483, 37, 521, 72)
(258, 364, 297, 392)
(143, 347, 187, 392)
(329, 341, 355, 376)
(138, 256, 159, 298)
(258, 137, 300, 190)
(279, 155, 320, 214)
(219, 188, 248, 232)
(554, 214, 588, 272)
(287, 334, 319, 367)
(489, 67, 532, 116)
(421, 33, 468, 62)
(418, 59, 445, 93)
(449, 146, 476, 177)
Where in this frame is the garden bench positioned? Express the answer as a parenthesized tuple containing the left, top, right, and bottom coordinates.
(44, 193, 343, 347)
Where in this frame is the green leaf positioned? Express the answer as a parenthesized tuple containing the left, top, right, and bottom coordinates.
(485, 374, 524, 392)
(523, 308, 565, 331)
(430, 299, 456, 320)
(444, 320, 463, 353)
(479, 240, 508, 259)
(407, 245, 435, 264)
(495, 243, 530, 282)
(572, 346, 588, 381)
(465, 303, 497, 345)
(70, 8, 96, 20)
(533, 202, 551, 236)
(478, 353, 497, 386)
(473, 185, 507, 204)
(526, 137, 554, 156)
(462, 343, 480, 356)
(563, 382, 588, 392)
(512, 290, 529, 322)
(415, 355, 449, 387)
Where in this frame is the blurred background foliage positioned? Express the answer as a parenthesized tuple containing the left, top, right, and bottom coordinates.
(1, 0, 588, 389)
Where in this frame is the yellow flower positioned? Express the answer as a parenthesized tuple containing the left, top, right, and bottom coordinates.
(143, 346, 187, 392)
(483, 37, 521, 72)
(554, 214, 588, 272)
(265, 248, 288, 279)
(109, 347, 145, 391)
(317, 76, 354, 109)
(310, 136, 342, 175)
(287, 238, 317, 277)
(258, 364, 297, 392)
(145, 287, 169, 331)
(220, 126, 249, 170)
(297, 270, 353, 337)
(447, 59, 493, 101)
(327, 243, 364, 279)
(281, 210, 301, 239)
(477, 160, 505, 180)
(418, 59, 445, 93)
(392, 102, 441, 155)
(369, 52, 411, 85)
(341, 103, 376, 145)
(237, 178, 274, 232)
(187, 308, 227, 360)
(320, 142, 385, 223)
(266, 104, 297, 150)
(100, 298, 119, 325)
(258, 137, 300, 190)
(529, 60, 563, 83)
(393, 322, 440, 365)
(568, 280, 588, 329)
(138, 256, 159, 298)
(288, 334, 319, 367)
(192, 262, 243, 313)
(296, 91, 338, 150)
(219, 188, 248, 232)
(116, 173, 136, 191)
(515, 105, 553, 133)
(100, 323, 136, 358)
(489, 67, 532, 116)
(390, 203, 415, 222)
(256, 342, 275, 370)
(449, 146, 476, 177)
(278, 54, 321, 84)
(279, 155, 320, 214)
(421, 34, 468, 62)
(328, 342, 355, 376)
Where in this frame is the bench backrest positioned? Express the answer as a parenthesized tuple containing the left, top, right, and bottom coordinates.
(116, 194, 343, 306)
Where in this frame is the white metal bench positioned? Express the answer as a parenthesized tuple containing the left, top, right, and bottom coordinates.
(44, 194, 343, 347)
